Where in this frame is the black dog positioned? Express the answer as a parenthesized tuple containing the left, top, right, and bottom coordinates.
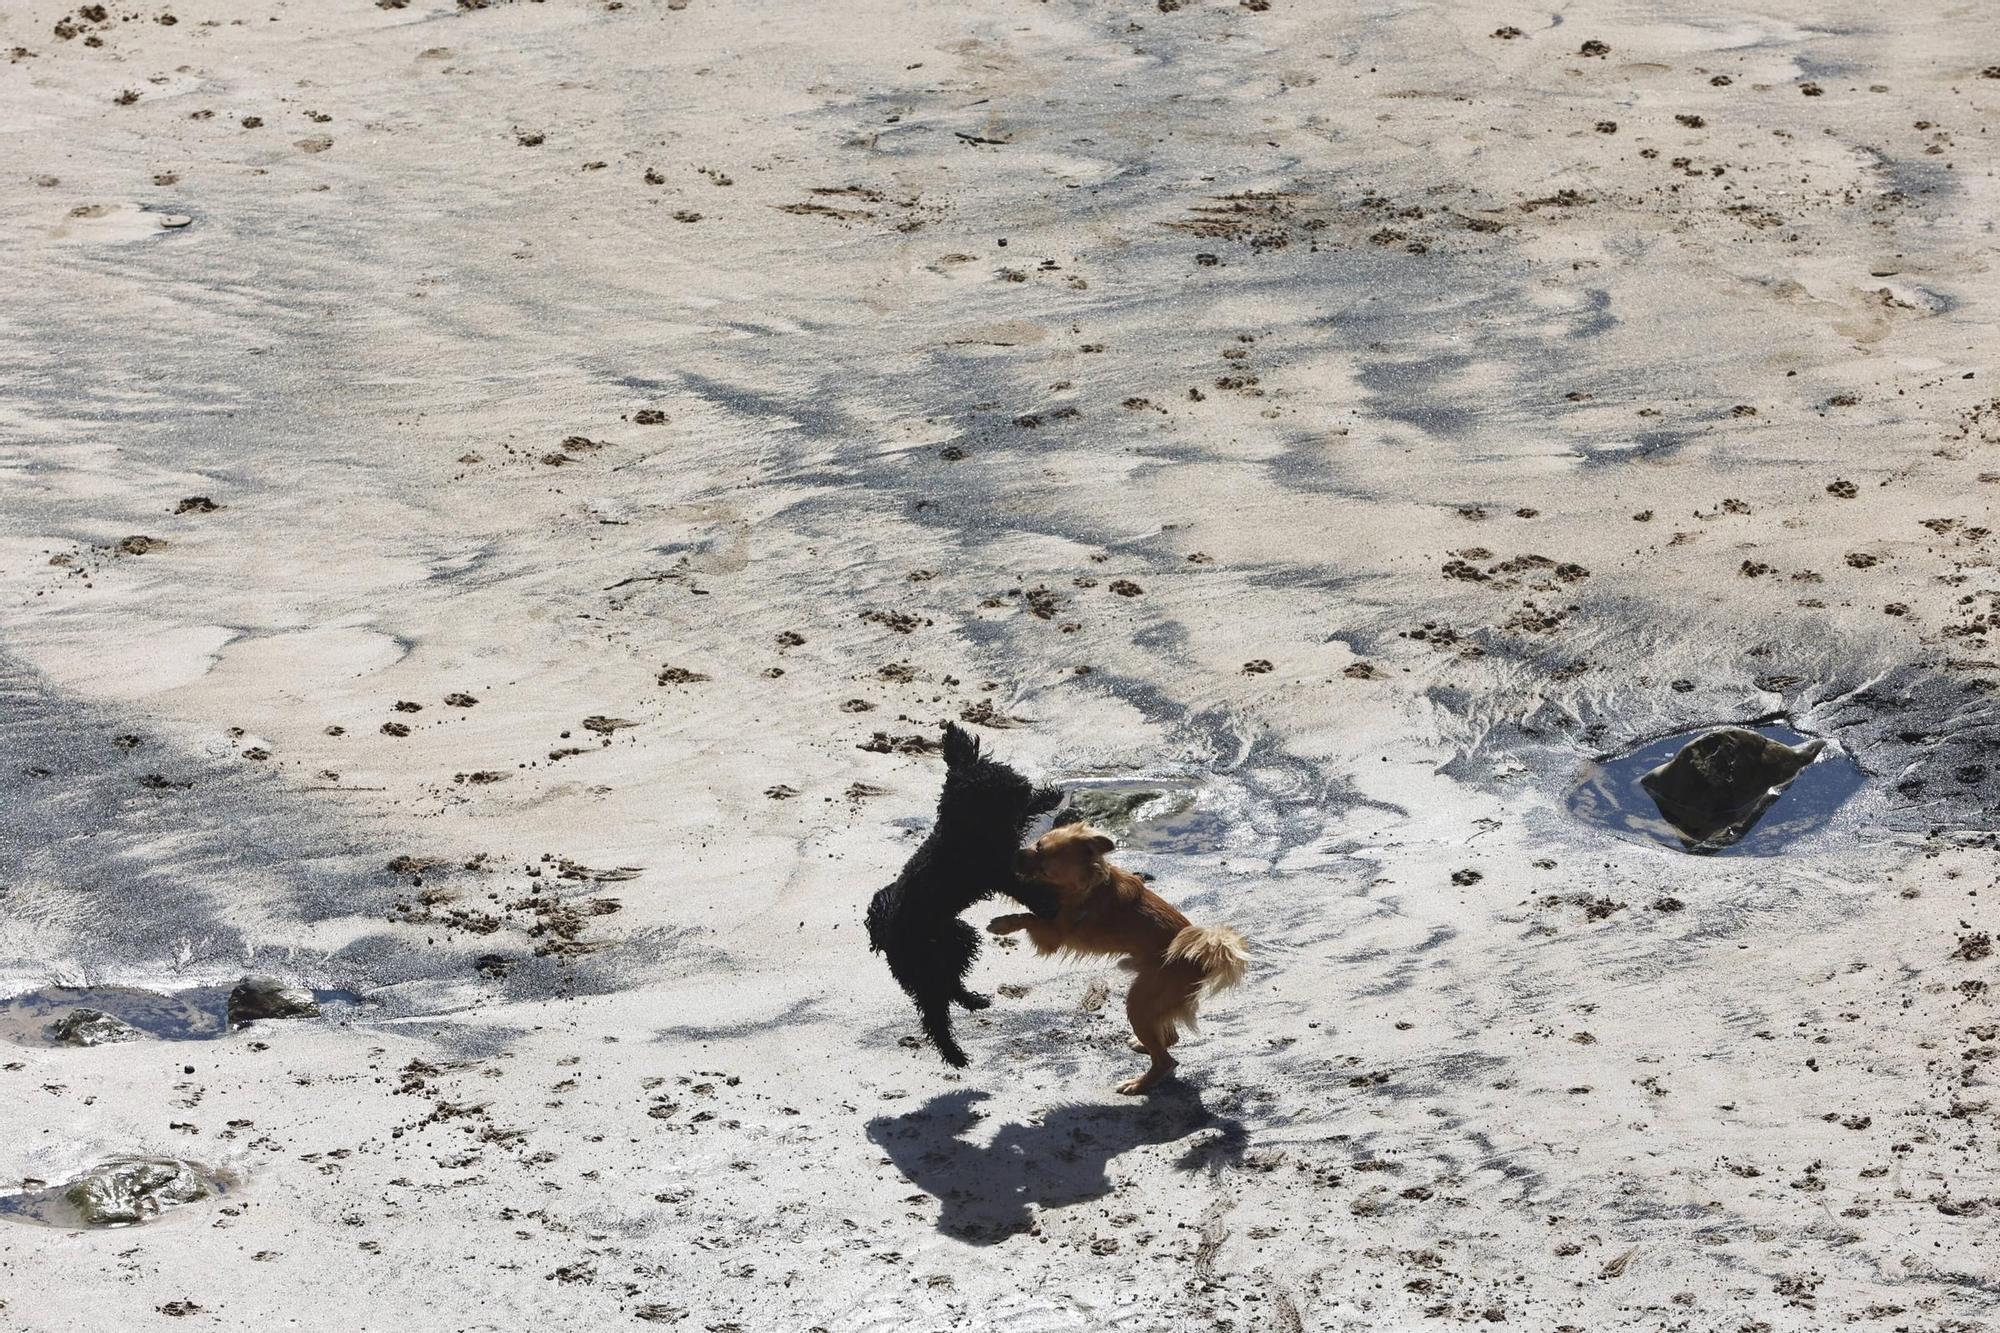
(867, 724, 1063, 1066)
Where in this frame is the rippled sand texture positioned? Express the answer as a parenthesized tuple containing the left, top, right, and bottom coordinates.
(3, 2, 1998, 1329)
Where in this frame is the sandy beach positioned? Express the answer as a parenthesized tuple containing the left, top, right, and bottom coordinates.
(2, 0, 1997, 1328)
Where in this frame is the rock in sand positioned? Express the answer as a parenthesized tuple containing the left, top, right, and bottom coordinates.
(227, 976, 319, 1025)
(46, 1007, 142, 1047)
(1640, 727, 1826, 846)
(62, 1157, 211, 1226)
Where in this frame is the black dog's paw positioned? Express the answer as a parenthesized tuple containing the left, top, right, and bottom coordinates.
(922, 1003, 971, 1067)
(955, 989, 991, 1012)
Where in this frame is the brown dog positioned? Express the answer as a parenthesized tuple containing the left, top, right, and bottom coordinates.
(989, 822, 1249, 1094)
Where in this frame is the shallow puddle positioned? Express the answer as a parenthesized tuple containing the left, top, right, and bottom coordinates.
(0, 1156, 233, 1228)
(1566, 722, 1864, 856)
(0, 983, 360, 1047)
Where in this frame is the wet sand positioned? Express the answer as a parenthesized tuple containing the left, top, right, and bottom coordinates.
(1, 1, 1997, 1328)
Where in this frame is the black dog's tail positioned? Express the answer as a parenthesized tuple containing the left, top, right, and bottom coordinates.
(865, 884, 893, 954)
(921, 1001, 970, 1068)
(940, 722, 981, 770)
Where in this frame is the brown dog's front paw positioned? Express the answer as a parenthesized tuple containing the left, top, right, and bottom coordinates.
(986, 914, 1026, 936)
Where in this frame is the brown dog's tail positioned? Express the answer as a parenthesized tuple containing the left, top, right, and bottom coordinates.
(1165, 924, 1250, 998)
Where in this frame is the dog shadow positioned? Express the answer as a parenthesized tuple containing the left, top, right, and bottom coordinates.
(865, 1083, 1247, 1244)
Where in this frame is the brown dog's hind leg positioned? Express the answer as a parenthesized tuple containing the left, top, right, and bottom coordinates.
(1128, 1029, 1181, 1052)
(1117, 969, 1180, 1095)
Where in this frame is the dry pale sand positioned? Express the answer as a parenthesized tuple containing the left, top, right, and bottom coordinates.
(2, 0, 1998, 1328)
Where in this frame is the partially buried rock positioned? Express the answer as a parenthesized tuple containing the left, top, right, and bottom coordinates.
(63, 1157, 212, 1225)
(47, 1007, 141, 1047)
(1060, 787, 1162, 832)
(1640, 726, 1825, 847)
(1056, 785, 1194, 838)
(226, 976, 318, 1026)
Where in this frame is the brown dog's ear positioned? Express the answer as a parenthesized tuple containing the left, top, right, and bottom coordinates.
(1087, 833, 1115, 856)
